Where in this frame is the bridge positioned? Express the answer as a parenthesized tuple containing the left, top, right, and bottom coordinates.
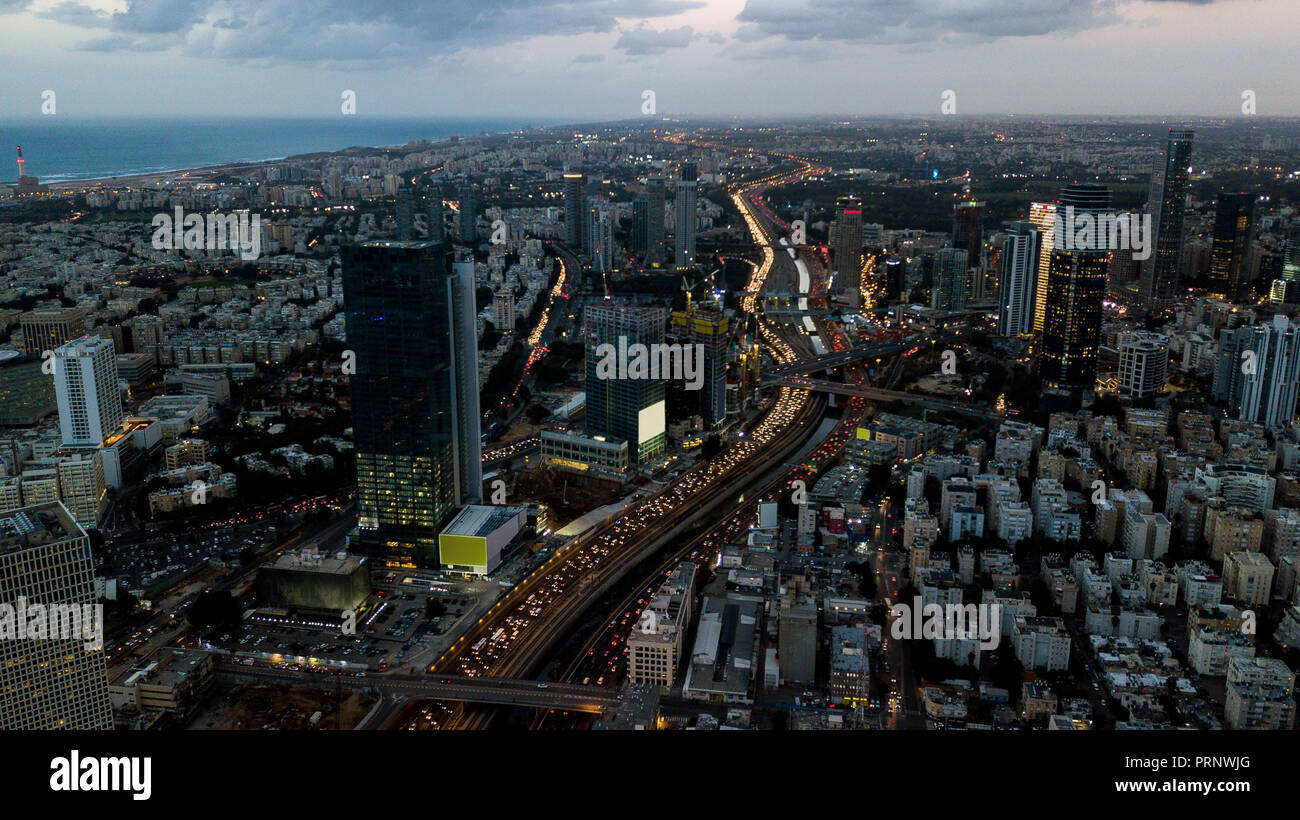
(763, 337, 931, 378)
(215, 661, 620, 714)
(767, 376, 1004, 422)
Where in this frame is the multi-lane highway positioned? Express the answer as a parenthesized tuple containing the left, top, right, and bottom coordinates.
(420, 161, 832, 728)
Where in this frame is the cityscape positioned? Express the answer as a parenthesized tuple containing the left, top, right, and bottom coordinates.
(1, 3, 1299, 785)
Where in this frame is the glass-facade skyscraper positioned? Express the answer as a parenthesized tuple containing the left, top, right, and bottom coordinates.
(1142, 128, 1194, 305)
(1207, 193, 1256, 300)
(584, 302, 667, 465)
(343, 241, 480, 568)
(1040, 184, 1111, 390)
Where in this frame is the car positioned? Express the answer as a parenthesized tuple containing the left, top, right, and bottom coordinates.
(537, 683, 548, 689)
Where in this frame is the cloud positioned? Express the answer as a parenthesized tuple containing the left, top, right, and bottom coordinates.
(574, 53, 606, 63)
(34, 0, 706, 64)
(730, 0, 1235, 46)
(0, 0, 30, 12)
(614, 25, 697, 55)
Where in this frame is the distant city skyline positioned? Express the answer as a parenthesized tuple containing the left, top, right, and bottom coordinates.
(1, 0, 1297, 118)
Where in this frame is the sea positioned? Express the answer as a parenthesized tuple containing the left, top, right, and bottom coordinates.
(0, 116, 562, 184)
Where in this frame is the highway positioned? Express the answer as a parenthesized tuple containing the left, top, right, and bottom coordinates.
(214, 660, 618, 713)
(422, 160, 831, 728)
(769, 376, 1004, 421)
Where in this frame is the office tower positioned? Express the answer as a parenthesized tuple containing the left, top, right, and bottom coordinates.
(674, 162, 698, 270)
(1141, 129, 1195, 304)
(423, 188, 445, 242)
(1239, 315, 1300, 428)
(1269, 220, 1300, 305)
(1039, 184, 1111, 390)
(952, 200, 986, 267)
(1117, 334, 1169, 399)
(1027, 202, 1057, 332)
(563, 173, 586, 250)
(646, 178, 666, 263)
(671, 301, 729, 429)
(395, 185, 414, 241)
(998, 221, 1042, 337)
(1208, 193, 1256, 300)
(0, 502, 113, 730)
(584, 302, 667, 465)
(631, 197, 652, 262)
(458, 186, 478, 244)
(53, 336, 122, 448)
(833, 196, 864, 295)
(930, 247, 968, 312)
(19, 307, 87, 356)
(342, 241, 480, 567)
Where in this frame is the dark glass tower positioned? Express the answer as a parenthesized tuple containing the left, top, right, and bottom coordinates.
(1142, 129, 1194, 304)
(458, 185, 478, 244)
(1207, 193, 1256, 299)
(343, 241, 480, 568)
(584, 302, 667, 465)
(1040, 184, 1111, 390)
(563, 173, 586, 250)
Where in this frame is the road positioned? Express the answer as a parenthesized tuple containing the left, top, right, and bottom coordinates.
(214, 660, 619, 714)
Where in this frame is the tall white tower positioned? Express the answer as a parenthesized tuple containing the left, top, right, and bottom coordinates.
(53, 336, 122, 447)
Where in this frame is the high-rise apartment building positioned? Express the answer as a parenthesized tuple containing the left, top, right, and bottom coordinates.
(342, 241, 480, 567)
(1117, 333, 1169, 399)
(0, 502, 113, 729)
(997, 221, 1041, 337)
(584, 302, 667, 465)
(674, 162, 698, 270)
(930, 247, 969, 312)
(1239, 314, 1300, 428)
(1141, 129, 1194, 305)
(1039, 184, 1111, 390)
(423, 187, 445, 242)
(53, 336, 122, 448)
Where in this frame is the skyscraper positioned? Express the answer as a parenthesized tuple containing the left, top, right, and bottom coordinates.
(0, 501, 113, 730)
(342, 241, 480, 568)
(1269, 220, 1300, 305)
(1239, 315, 1300, 429)
(1208, 193, 1256, 300)
(587, 199, 613, 275)
(998, 221, 1042, 337)
(423, 188, 445, 242)
(1027, 202, 1057, 332)
(53, 336, 122, 448)
(584, 302, 667, 465)
(1039, 184, 1111, 390)
(563, 173, 586, 250)
(458, 186, 478, 244)
(646, 178, 666, 264)
(952, 200, 986, 267)
(930, 247, 968, 312)
(674, 162, 698, 270)
(395, 185, 414, 241)
(671, 300, 729, 430)
(833, 196, 864, 298)
(1142, 129, 1195, 305)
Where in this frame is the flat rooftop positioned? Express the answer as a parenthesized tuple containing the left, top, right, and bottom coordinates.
(443, 504, 524, 538)
(0, 502, 83, 553)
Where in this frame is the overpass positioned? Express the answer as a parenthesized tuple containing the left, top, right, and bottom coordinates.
(767, 377, 1004, 422)
(763, 337, 930, 378)
(215, 661, 620, 714)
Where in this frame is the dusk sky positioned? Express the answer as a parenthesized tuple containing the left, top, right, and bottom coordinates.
(0, 0, 1296, 119)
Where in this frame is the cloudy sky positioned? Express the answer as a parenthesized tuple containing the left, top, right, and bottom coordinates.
(0, 0, 1295, 118)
